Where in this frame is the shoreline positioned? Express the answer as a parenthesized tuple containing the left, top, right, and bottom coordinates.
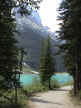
(23, 72, 70, 75)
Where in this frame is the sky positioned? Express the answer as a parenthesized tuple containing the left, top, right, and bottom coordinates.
(39, 0, 62, 32)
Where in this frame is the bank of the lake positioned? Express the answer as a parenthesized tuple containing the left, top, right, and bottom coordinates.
(20, 73, 73, 86)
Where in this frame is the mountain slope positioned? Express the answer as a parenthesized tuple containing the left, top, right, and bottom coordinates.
(15, 10, 66, 72)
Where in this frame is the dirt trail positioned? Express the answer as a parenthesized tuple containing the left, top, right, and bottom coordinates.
(29, 86, 81, 108)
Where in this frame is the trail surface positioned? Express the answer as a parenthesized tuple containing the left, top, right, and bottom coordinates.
(29, 86, 81, 108)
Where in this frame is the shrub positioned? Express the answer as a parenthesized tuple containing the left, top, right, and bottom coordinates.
(0, 89, 29, 108)
(51, 79, 61, 88)
(78, 90, 81, 99)
(61, 81, 73, 87)
(24, 83, 48, 95)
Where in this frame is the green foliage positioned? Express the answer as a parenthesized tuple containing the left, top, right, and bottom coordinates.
(0, 0, 42, 106)
(23, 78, 60, 95)
(24, 83, 48, 95)
(78, 90, 81, 99)
(0, 89, 29, 108)
(51, 79, 61, 88)
(24, 78, 48, 95)
(39, 36, 56, 89)
(58, 0, 81, 95)
(0, 0, 19, 90)
(61, 81, 73, 87)
(14, 0, 42, 12)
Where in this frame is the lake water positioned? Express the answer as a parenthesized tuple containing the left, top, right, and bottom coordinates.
(20, 73, 73, 86)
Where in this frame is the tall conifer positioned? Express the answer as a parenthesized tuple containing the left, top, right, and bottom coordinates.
(39, 36, 56, 89)
(58, 0, 81, 95)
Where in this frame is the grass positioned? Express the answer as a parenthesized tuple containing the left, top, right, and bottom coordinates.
(51, 79, 61, 88)
(21, 77, 73, 96)
(0, 72, 73, 108)
(51, 78, 73, 88)
(61, 80, 73, 87)
(23, 79, 48, 96)
(0, 78, 50, 108)
(22, 78, 61, 96)
(23, 84, 48, 96)
(22, 79, 73, 97)
(69, 89, 81, 107)
(0, 89, 29, 108)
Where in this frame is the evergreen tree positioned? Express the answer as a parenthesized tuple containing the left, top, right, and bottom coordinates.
(0, 0, 19, 89)
(0, 0, 42, 103)
(58, 0, 81, 95)
(39, 36, 56, 89)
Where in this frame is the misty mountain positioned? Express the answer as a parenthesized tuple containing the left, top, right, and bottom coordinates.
(15, 9, 66, 72)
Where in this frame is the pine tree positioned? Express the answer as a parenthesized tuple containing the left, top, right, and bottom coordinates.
(58, 0, 81, 95)
(0, 0, 18, 89)
(39, 36, 56, 89)
(0, 0, 42, 103)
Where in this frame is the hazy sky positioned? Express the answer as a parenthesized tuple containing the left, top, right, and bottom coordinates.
(39, 0, 61, 32)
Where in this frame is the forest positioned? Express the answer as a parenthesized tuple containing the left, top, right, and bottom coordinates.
(0, 0, 81, 108)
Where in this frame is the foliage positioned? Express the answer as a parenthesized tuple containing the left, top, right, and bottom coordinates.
(0, 0, 42, 105)
(0, 0, 19, 90)
(61, 81, 73, 87)
(22, 77, 61, 96)
(58, 0, 81, 95)
(24, 83, 48, 95)
(39, 36, 56, 89)
(0, 89, 29, 108)
(22, 77, 47, 95)
(51, 79, 61, 88)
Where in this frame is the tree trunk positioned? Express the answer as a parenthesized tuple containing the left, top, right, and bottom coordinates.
(74, 63, 78, 96)
(78, 71, 81, 90)
(15, 86, 18, 104)
(14, 69, 18, 104)
(48, 78, 51, 89)
(74, 44, 79, 96)
(74, 76, 77, 96)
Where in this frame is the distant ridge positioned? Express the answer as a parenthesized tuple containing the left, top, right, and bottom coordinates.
(15, 9, 66, 72)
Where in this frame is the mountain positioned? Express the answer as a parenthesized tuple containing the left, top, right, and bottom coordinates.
(28, 10, 43, 26)
(14, 9, 66, 72)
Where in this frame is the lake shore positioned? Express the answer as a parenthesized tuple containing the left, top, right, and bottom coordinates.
(23, 70, 39, 74)
(23, 71, 69, 75)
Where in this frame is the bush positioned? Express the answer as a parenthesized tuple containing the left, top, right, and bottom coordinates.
(78, 90, 81, 99)
(0, 89, 29, 108)
(23, 77, 60, 95)
(61, 81, 73, 87)
(51, 79, 61, 88)
(24, 83, 48, 95)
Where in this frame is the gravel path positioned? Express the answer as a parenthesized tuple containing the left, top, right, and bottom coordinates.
(29, 86, 81, 108)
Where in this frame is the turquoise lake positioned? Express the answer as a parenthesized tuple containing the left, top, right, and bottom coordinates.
(20, 73, 73, 86)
